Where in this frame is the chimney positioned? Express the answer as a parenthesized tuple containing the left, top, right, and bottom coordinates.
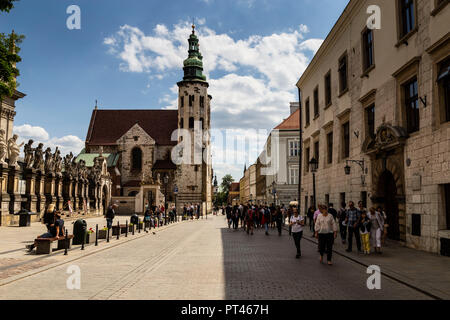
(290, 102, 300, 115)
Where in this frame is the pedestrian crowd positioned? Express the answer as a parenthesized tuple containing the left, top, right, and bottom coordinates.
(222, 200, 389, 266)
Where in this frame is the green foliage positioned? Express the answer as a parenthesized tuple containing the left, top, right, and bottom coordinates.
(213, 174, 234, 206)
(0, 0, 19, 13)
(0, 32, 24, 99)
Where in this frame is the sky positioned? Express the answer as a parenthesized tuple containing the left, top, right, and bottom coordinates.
(1, 0, 349, 183)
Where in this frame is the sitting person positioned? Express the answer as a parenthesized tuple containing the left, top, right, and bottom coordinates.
(28, 211, 65, 252)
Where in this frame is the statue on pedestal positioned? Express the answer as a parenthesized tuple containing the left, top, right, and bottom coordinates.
(24, 139, 35, 169)
(0, 129, 7, 165)
(7, 134, 24, 168)
(53, 147, 62, 175)
(33, 143, 44, 171)
(44, 147, 54, 173)
(63, 152, 74, 177)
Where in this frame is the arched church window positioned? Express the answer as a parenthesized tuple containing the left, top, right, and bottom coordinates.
(131, 147, 142, 171)
(189, 117, 195, 129)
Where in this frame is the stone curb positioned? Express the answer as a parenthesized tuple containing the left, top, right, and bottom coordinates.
(0, 220, 189, 287)
(282, 225, 445, 300)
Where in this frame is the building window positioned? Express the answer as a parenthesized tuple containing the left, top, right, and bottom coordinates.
(289, 166, 299, 185)
(325, 194, 330, 207)
(327, 132, 333, 164)
(189, 95, 194, 107)
(399, 0, 415, 38)
(314, 87, 319, 118)
(305, 98, 310, 126)
(189, 117, 195, 129)
(180, 118, 184, 129)
(200, 96, 205, 109)
(438, 57, 450, 123)
(131, 147, 142, 172)
(180, 96, 184, 108)
(444, 184, 450, 230)
(289, 140, 299, 157)
(339, 53, 348, 94)
(366, 104, 375, 138)
(325, 71, 332, 107)
(404, 77, 420, 134)
(305, 147, 310, 173)
(361, 191, 367, 209)
(340, 192, 346, 207)
(342, 122, 350, 159)
(200, 118, 204, 130)
(314, 141, 320, 168)
(362, 28, 374, 72)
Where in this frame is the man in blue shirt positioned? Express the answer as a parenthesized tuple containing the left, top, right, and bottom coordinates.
(345, 201, 362, 253)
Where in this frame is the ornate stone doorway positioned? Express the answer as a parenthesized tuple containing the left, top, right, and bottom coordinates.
(377, 170, 400, 240)
(363, 124, 408, 242)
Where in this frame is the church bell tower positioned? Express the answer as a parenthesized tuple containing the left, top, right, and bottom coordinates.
(175, 24, 212, 215)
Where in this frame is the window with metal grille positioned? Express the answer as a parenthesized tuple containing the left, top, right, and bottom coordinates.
(404, 77, 420, 134)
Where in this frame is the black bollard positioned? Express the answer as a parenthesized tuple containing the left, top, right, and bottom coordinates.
(132, 223, 135, 235)
(125, 220, 128, 238)
(95, 224, 98, 246)
(144, 218, 147, 232)
(117, 221, 120, 240)
(107, 226, 110, 243)
(81, 226, 85, 250)
(138, 219, 141, 233)
(64, 228, 68, 256)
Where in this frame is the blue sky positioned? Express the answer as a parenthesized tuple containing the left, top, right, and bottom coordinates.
(1, 0, 349, 182)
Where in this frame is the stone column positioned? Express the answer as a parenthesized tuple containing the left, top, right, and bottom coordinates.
(78, 179, 84, 213)
(84, 180, 90, 213)
(55, 174, 63, 210)
(72, 178, 78, 211)
(0, 164, 10, 224)
(63, 175, 74, 212)
(24, 168, 37, 213)
(35, 171, 46, 214)
(44, 172, 56, 208)
(7, 165, 22, 214)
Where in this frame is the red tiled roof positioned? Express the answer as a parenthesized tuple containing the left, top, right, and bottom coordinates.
(274, 109, 300, 130)
(86, 109, 178, 146)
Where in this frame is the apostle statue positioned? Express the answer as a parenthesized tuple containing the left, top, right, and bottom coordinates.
(0, 129, 7, 165)
(24, 139, 35, 169)
(53, 147, 62, 175)
(7, 134, 24, 168)
(33, 143, 44, 171)
(44, 147, 54, 173)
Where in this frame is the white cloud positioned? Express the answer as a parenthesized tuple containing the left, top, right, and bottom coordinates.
(105, 20, 321, 181)
(13, 124, 84, 157)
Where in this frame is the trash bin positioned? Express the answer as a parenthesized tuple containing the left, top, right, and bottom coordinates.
(73, 219, 87, 245)
(16, 209, 33, 227)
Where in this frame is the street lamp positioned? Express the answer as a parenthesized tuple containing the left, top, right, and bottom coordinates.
(309, 157, 318, 210)
(271, 181, 277, 206)
(344, 159, 367, 186)
(163, 174, 169, 225)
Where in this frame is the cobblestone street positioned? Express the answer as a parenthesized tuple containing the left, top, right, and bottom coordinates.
(0, 215, 440, 300)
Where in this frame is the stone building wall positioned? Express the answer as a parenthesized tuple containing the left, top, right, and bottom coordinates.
(297, 0, 450, 254)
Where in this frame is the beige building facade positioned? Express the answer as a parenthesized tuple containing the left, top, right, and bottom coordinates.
(297, 0, 450, 255)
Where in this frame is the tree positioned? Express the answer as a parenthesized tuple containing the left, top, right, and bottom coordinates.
(0, 0, 19, 13)
(214, 174, 234, 206)
(0, 0, 24, 100)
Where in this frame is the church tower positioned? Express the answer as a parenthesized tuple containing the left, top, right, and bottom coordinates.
(175, 24, 212, 215)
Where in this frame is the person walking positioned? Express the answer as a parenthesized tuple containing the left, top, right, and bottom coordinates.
(289, 208, 304, 259)
(226, 204, 232, 228)
(369, 207, 384, 254)
(315, 205, 338, 265)
(275, 206, 283, 236)
(105, 203, 117, 230)
(287, 206, 294, 236)
(378, 206, 389, 246)
(262, 206, 270, 236)
(328, 203, 338, 220)
(345, 201, 362, 253)
(359, 210, 372, 255)
(246, 205, 254, 236)
(307, 206, 315, 233)
(337, 202, 347, 244)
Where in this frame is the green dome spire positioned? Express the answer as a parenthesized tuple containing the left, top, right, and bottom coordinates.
(182, 24, 207, 82)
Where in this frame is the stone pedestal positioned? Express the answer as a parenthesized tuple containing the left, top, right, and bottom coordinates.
(35, 172, 46, 215)
(0, 164, 10, 225)
(24, 168, 38, 213)
(55, 174, 63, 210)
(45, 173, 56, 208)
(7, 166, 22, 215)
